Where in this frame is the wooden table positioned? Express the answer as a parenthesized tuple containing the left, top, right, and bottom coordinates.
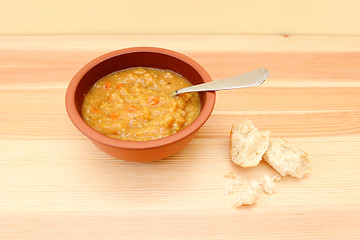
(1, 35, 360, 239)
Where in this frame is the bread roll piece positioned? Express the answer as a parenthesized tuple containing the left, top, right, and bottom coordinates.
(234, 180, 262, 207)
(263, 139, 311, 178)
(230, 120, 270, 167)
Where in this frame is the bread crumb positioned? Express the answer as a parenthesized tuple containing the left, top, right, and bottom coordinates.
(224, 178, 246, 195)
(263, 138, 311, 178)
(261, 174, 277, 195)
(224, 184, 234, 194)
(233, 179, 246, 186)
(272, 173, 282, 182)
(224, 171, 236, 179)
(234, 180, 262, 207)
(230, 120, 270, 167)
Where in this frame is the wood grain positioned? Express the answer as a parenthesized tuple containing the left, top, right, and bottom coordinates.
(0, 35, 360, 239)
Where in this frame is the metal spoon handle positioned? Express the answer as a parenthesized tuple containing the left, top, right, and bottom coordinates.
(174, 68, 269, 95)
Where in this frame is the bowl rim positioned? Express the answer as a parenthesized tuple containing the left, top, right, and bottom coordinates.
(65, 47, 215, 149)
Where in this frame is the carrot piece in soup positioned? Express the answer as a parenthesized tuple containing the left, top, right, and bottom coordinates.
(109, 113, 119, 119)
(104, 82, 111, 90)
(90, 106, 100, 113)
(147, 96, 160, 106)
(126, 105, 137, 113)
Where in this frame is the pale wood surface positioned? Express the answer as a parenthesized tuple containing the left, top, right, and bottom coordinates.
(1, 35, 360, 239)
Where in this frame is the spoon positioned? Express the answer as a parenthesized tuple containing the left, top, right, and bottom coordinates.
(173, 68, 269, 96)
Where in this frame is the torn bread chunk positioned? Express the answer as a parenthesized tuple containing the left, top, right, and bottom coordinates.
(230, 120, 270, 167)
(234, 180, 262, 207)
(263, 139, 311, 179)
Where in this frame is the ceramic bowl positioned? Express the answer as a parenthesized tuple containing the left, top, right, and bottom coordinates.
(65, 47, 215, 162)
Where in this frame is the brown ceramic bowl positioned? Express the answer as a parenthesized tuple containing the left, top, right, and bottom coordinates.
(65, 47, 215, 162)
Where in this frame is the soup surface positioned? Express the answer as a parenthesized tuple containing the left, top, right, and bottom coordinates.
(82, 67, 201, 141)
